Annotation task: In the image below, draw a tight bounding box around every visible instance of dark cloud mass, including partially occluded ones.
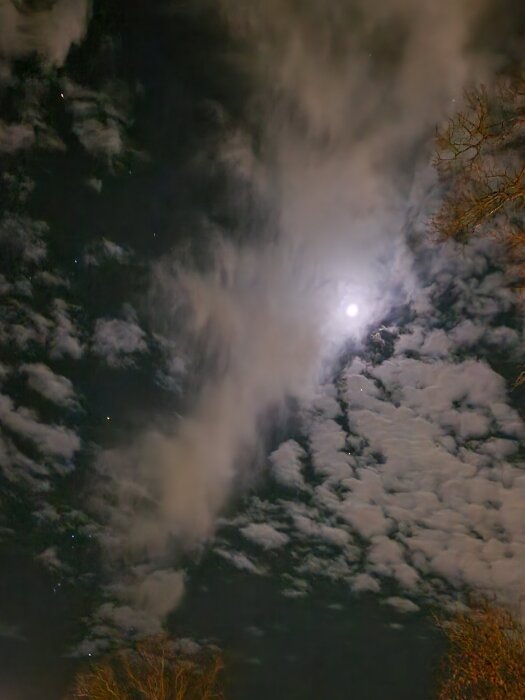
[0,0,524,693]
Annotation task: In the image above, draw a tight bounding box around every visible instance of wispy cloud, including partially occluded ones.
[89,0,501,631]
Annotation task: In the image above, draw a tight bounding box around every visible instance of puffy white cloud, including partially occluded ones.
[311,385,342,419]
[20,363,78,408]
[340,503,392,540]
[309,418,354,481]
[292,514,351,547]
[269,440,306,490]
[37,546,63,570]
[62,79,129,162]
[74,117,123,160]
[0,120,34,152]
[92,318,147,367]
[210,234,525,614]
[383,597,420,614]
[0,214,47,263]
[84,0,517,630]
[449,319,485,348]
[420,329,452,358]
[0,393,80,458]
[296,551,356,581]
[240,523,290,550]
[83,238,130,266]
[214,547,265,575]
[0,0,91,68]
[35,271,69,288]
[351,573,381,594]
[0,429,50,491]
[49,299,83,359]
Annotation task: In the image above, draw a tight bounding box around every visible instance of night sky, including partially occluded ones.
[1,2,525,699]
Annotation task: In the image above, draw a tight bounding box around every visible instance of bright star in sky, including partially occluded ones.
[346,303,359,318]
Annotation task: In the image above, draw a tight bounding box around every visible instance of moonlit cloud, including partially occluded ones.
[214,235,525,613]
[0,0,91,70]
[0,215,47,264]
[82,238,130,266]
[269,440,307,491]
[0,120,34,153]
[92,316,147,367]
[0,393,80,459]
[214,547,265,575]
[90,0,502,628]
[61,78,134,165]
[240,523,290,550]
[20,363,78,409]
[49,299,84,359]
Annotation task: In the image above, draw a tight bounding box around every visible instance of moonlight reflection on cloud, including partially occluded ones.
[345,303,359,318]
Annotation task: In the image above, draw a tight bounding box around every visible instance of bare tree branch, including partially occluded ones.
[67,635,224,700]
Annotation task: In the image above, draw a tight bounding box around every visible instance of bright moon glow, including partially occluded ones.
[346,303,359,318]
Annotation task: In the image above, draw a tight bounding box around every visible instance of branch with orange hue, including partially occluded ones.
[431,71,525,385]
[432,73,525,266]
[67,635,224,700]
[434,597,525,700]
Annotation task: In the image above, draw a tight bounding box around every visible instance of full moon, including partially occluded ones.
[346,303,359,318]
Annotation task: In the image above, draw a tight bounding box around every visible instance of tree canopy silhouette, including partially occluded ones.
[432,71,525,287]
[67,635,224,700]
[434,597,525,700]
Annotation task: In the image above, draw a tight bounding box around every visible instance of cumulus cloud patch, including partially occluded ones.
[240,523,290,550]
[0,120,34,152]
[0,0,91,69]
[92,317,147,367]
[0,214,47,263]
[84,0,510,632]
[210,230,525,613]
[0,393,80,458]
[0,429,51,490]
[62,78,131,164]
[49,299,83,359]
[20,363,78,408]
[269,440,307,490]
[214,547,265,575]
[83,238,130,266]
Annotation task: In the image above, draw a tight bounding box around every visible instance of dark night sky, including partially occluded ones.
[0,2,525,699]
